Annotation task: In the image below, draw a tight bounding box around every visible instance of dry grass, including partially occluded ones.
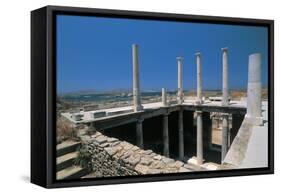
[230,91,246,100]
[57,117,78,143]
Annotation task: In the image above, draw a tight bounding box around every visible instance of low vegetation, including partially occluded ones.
[57,117,78,144]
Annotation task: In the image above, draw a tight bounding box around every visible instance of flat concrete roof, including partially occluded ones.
[61,99,246,124]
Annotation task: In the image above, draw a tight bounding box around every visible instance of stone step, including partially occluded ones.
[183,163,204,171]
[82,172,96,179]
[56,165,89,180]
[56,151,78,172]
[56,141,81,157]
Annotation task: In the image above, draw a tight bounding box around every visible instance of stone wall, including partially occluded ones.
[79,131,198,176]
[76,143,139,177]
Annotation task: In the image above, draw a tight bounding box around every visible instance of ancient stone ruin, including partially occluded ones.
[57,44,266,179]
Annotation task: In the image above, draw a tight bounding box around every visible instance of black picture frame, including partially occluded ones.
[31,5,274,188]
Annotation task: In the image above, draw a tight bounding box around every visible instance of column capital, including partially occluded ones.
[164,111,170,116]
[195,110,202,114]
[137,117,144,123]
[195,52,201,56]
[221,47,228,52]
[132,43,139,48]
[176,56,184,61]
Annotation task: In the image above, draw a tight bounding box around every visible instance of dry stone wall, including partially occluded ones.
[79,131,199,176]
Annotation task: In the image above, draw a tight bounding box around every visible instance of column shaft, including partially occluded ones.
[178,109,184,160]
[163,113,169,157]
[221,114,229,162]
[196,111,203,164]
[136,119,144,149]
[222,48,229,106]
[162,88,167,106]
[196,53,202,104]
[246,53,263,125]
[132,44,143,112]
[177,57,183,104]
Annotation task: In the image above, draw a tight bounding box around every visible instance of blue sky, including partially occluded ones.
[57,15,268,94]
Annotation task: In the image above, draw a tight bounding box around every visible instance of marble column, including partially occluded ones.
[246,53,263,125]
[196,53,203,104]
[222,48,229,106]
[178,108,184,160]
[162,88,167,106]
[136,118,144,149]
[177,57,184,104]
[196,111,203,164]
[132,44,143,112]
[163,113,170,157]
[221,113,229,163]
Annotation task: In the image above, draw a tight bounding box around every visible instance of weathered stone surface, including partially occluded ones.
[155,161,166,169]
[183,164,196,170]
[120,141,134,150]
[150,152,157,157]
[121,150,134,160]
[140,157,153,165]
[179,167,191,172]
[147,168,162,174]
[95,136,107,144]
[79,132,198,177]
[142,150,153,155]
[153,155,162,160]
[104,147,119,155]
[91,132,102,138]
[100,142,110,148]
[166,168,178,173]
[80,135,94,143]
[124,155,141,166]
[114,148,126,158]
[131,146,140,151]
[75,143,139,177]
[162,157,175,164]
[168,161,184,168]
[135,164,149,174]
[112,141,121,146]
[107,137,118,143]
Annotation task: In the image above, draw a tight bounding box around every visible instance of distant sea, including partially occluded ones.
[60,91,177,103]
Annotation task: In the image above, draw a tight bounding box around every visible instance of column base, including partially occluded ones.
[245,114,263,126]
[177,98,183,105]
[134,105,144,112]
[195,99,203,105]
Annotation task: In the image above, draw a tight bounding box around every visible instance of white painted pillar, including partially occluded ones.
[136,118,144,149]
[178,109,184,160]
[162,88,167,106]
[196,53,203,104]
[196,111,203,164]
[222,48,229,106]
[177,57,184,104]
[246,53,263,125]
[221,113,229,163]
[163,113,170,157]
[132,44,143,112]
